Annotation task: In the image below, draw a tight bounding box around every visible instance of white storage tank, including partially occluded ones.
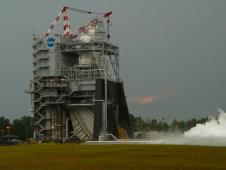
[79,53,94,65]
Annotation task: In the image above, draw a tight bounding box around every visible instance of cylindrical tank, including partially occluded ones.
[79,53,94,65]
[79,21,106,42]
[79,33,91,43]
[96,21,105,41]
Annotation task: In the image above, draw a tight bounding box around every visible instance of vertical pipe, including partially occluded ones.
[103,64,108,137]
[107,18,110,40]
[66,118,69,139]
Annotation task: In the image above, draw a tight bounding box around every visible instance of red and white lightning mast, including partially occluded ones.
[44,5,112,40]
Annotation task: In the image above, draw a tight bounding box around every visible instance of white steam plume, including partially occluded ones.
[137,109,226,146]
[184,109,226,138]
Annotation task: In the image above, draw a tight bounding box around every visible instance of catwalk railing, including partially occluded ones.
[61,67,105,81]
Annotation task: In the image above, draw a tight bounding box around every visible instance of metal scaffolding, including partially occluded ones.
[27,6,132,142]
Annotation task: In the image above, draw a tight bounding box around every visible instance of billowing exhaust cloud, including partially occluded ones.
[184,109,226,138]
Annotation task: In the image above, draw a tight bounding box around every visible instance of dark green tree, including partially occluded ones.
[12,116,34,140]
[129,114,146,131]
[0,116,11,136]
[150,119,158,131]
[158,121,169,132]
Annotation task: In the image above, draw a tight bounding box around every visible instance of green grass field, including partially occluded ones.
[0,144,226,170]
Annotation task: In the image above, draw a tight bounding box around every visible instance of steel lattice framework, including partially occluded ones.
[26,5,132,142]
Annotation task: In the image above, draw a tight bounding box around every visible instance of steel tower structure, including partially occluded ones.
[27,6,132,142]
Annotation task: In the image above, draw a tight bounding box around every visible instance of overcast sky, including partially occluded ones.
[0,0,226,121]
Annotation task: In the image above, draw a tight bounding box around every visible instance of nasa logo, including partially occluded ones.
[47,37,55,48]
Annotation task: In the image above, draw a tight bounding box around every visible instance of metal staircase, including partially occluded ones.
[70,108,94,141]
[32,76,69,137]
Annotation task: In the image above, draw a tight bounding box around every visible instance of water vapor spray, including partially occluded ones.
[141,109,226,146]
[184,109,226,138]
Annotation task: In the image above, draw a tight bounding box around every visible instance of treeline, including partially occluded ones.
[0,116,33,140]
[0,114,209,140]
[130,114,208,132]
